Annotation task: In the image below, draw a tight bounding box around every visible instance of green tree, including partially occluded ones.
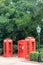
[0,0,43,48]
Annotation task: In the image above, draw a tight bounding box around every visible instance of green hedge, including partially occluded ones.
[30,51,43,62]
[13,45,18,54]
[30,52,38,61]
[0,48,2,55]
[40,48,43,52]
[40,52,43,62]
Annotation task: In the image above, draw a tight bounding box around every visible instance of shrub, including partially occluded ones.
[40,48,43,52]
[30,51,43,62]
[30,52,38,61]
[13,45,18,54]
[40,52,43,62]
[0,48,2,55]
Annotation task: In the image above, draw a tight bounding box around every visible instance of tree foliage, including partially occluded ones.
[0,0,43,47]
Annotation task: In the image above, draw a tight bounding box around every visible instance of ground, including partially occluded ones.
[0,56,43,65]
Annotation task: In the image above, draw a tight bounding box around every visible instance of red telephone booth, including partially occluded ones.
[3,38,13,57]
[18,40,29,59]
[25,37,36,57]
[18,37,36,60]
[25,37,36,52]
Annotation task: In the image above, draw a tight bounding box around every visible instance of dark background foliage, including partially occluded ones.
[0,0,43,53]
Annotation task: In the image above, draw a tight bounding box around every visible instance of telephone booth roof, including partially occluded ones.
[25,37,35,41]
[18,39,26,44]
[4,38,12,42]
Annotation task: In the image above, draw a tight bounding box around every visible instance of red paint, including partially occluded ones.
[18,37,36,60]
[25,37,36,59]
[18,40,29,59]
[25,37,36,52]
[3,38,13,57]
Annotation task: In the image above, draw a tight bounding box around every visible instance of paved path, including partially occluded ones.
[0,56,43,65]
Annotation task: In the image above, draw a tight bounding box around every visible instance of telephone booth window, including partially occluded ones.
[32,42,34,51]
[9,42,11,53]
[19,44,22,52]
[27,42,29,53]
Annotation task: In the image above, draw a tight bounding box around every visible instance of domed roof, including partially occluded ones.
[25,37,35,41]
[4,38,12,42]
